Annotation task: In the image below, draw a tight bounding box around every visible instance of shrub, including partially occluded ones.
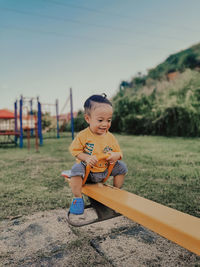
[183,53,200,69]
[122,114,153,134]
[73,110,88,132]
[153,106,200,136]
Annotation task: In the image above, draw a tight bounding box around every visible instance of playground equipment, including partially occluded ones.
[40,99,60,139]
[40,88,75,140]
[16,95,42,149]
[12,95,65,147]
[0,109,19,145]
[0,99,39,148]
[1,89,75,148]
[62,154,118,226]
[59,88,75,140]
[70,88,74,140]
[62,154,200,256]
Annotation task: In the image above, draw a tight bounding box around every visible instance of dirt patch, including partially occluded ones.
[0,209,200,266]
[0,210,76,266]
[91,225,200,266]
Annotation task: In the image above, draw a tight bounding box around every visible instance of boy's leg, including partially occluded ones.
[69,176,84,215]
[113,174,125,188]
[69,163,85,198]
[68,163,86,215]
[111,161,127,189]
[69,176,82,198]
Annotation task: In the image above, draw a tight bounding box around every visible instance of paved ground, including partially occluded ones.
[0,209,200,266]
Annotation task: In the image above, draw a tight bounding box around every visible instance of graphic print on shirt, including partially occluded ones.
[84,142,94,155]
[103,145,113,154]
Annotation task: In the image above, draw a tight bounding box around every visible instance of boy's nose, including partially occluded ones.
[102,121,108,127]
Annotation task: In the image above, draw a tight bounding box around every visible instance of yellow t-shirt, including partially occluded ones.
[69,127,122,172]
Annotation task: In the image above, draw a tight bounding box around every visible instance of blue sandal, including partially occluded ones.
[69,198,84,215]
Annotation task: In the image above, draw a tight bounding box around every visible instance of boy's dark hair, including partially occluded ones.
[84,93,112,114]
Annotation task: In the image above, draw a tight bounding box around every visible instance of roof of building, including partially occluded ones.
[0,109,15,119]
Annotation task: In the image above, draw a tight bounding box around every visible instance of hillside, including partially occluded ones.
[111,43,200,136]
[148,42,200,80]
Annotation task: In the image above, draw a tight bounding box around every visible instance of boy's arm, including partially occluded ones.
[106,134,123,163]
[106,151,121,164]
[69,131,98,167]
[76,153,98,167]
[77,151,121,166]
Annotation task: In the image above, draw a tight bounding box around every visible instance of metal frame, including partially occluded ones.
[66,197,120,227]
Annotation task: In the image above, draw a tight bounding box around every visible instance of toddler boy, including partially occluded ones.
[68,94,127,214]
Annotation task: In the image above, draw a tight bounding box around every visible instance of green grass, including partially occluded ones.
[0,133,200,220]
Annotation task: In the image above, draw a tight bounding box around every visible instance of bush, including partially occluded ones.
[153,106,200,136]
[64,110,88,132]
[183,53,200,69]
[110,114,123,133]
[73,111,88,132]
[122,114,153,134]
[111,94,155,133]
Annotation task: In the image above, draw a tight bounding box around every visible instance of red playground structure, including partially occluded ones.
[0,96,40,150]
[0,109,19,145]
[0,89,75,147]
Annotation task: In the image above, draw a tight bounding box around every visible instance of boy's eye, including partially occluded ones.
[98,120,103,122]
[108,119,112,123]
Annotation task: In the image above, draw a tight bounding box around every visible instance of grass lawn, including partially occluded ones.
[0,133,200,220]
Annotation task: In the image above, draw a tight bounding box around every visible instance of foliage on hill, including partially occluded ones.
[111,69,200,136]
[117,43,200,95]
[110,43,200,137]
[72,43,200,136]
[148,43,200,80]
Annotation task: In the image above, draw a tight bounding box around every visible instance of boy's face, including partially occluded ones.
[85,103,113,135]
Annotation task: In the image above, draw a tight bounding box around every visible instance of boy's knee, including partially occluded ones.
[70,163,85,178]
[119,161,128,173]
[111,161,128,177]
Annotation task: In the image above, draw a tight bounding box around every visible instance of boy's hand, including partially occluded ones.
[107,152,121,164]
[85,155,98,167]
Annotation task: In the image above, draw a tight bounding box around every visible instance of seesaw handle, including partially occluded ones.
[82,153,115,185]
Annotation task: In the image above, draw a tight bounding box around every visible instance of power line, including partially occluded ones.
[0,6,189,42]
[41,0,114,15]
[0,23,176,52]
[39,0,200,34]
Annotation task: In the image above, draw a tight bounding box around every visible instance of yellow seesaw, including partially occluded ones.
[62,154,200,256]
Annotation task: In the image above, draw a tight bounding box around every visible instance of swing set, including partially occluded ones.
[38,88,75,140]
[40,99,60,139]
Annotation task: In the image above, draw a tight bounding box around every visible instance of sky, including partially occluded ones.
[0,0,200,114]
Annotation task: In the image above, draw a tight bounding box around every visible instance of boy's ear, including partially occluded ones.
[84,114,90,124]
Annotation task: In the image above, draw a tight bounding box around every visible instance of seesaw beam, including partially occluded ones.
[82,183,200,256]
